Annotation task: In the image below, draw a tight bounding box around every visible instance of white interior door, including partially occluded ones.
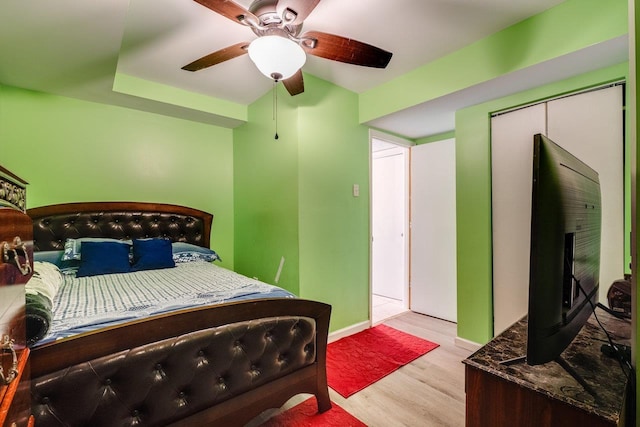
[410,139,457,322]
[372,145,407,301]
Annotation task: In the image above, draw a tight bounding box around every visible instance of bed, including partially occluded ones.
[25,201,331,426]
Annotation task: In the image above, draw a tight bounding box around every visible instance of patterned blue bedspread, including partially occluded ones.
[39,262,294,345]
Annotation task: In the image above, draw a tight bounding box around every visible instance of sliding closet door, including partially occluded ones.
[547,86,624,302]
[491,104,546,335]
[491,85,624,336]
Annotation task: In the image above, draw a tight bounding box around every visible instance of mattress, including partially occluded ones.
[38,261,294,344]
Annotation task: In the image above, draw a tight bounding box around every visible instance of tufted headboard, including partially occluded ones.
[27,202,213,252]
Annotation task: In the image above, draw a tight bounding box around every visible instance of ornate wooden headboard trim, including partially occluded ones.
[27,202,213,252]
[0,165,28,212]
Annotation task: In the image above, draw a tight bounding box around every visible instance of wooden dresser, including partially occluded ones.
[463,311,631,427]
[0,167,33,427]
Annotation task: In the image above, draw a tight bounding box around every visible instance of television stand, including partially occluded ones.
[464,311,631,426]
[554,355,600,403]
[498,355,600,403]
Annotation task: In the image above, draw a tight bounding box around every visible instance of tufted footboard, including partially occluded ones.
[29,298,331,427]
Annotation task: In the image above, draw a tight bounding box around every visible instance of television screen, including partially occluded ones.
[526,134,601,366]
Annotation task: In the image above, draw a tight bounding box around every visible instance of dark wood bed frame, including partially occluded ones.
[26,202,331,426]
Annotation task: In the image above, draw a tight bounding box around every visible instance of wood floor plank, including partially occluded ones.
[248,311,473,426]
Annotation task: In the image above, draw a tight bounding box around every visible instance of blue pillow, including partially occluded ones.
[76,241,132,278]
[131,238,175,272]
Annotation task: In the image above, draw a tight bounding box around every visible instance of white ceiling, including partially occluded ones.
[0,0,628,138]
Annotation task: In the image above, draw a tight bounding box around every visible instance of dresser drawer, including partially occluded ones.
[0,349,30,427]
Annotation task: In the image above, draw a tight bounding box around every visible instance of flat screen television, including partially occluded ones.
[525,133,601,366]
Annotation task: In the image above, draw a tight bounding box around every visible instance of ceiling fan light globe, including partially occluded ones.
[248,35,306,81]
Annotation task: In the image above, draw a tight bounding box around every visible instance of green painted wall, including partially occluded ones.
[0,0,632,346]
[361,0,631,346]
[415,131,455,146]
[360,0,628,124]
[631,0,639,419]
[0,84,235,269]
[233,84,301,295]
[297,75,370,330]
[113,73,247,123]
[456,62,629,344]
[234,74,370,331]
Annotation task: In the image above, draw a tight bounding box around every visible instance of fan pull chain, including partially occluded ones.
[273,80,279,140]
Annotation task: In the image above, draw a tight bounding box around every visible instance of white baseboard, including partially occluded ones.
[328,320,370,343]
[454,336,482,352]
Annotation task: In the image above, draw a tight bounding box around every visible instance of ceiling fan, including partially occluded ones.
[182,0,393,96]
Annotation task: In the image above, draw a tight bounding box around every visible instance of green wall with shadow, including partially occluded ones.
[234,74,370,331]
[0,84,236,269]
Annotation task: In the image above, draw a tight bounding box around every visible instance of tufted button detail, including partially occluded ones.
[42,397,50,404]
[29,316,318,425]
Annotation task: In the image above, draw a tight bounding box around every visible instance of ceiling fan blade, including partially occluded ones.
[193,0,259,26]
[276,0,321,26]
[182,42,249,71]
[282,69,304,96]
[301,31,392,69]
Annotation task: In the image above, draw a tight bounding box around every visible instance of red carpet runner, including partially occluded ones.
[326,324,439,397]
[260,397,366,427]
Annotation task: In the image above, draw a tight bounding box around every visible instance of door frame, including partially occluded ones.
[369,129,413,324]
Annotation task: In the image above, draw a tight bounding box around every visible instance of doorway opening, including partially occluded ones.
[371,135,410,324]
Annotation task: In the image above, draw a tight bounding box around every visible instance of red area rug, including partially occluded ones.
[260,396,366,427]
[327,324,439,398]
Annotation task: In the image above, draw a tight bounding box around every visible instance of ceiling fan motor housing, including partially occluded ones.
[248,0,302,37]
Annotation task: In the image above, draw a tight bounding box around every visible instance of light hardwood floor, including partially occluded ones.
[248,311,474,426]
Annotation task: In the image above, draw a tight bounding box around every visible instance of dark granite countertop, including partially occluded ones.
[463,310,631,423]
